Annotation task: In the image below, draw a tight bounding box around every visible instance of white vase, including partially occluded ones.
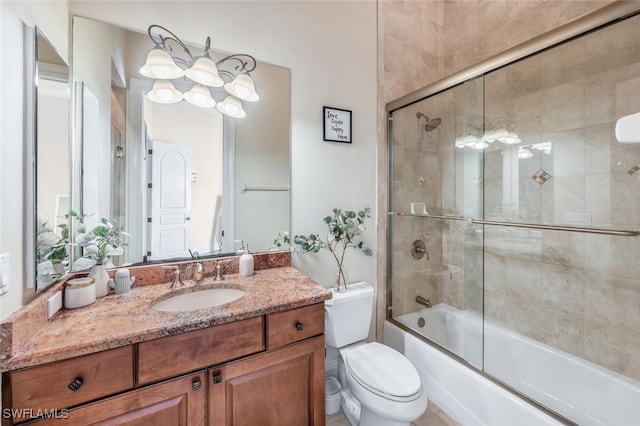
[89,264,110,298]
[52,262,65,275]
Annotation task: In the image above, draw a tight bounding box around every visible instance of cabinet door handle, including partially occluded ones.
[295,322,304,331]
[192,378,202,391]
[68,377,84,391]
[213,372,223,384]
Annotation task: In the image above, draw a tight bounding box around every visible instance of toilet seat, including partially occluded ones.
[344,342,422,402]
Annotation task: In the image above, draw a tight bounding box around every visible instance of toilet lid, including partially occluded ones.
[344,342,421,400]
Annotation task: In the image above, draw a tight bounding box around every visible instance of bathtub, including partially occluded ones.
[386,304,640,426]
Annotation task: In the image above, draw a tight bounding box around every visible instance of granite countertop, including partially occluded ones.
[0,266,331,372]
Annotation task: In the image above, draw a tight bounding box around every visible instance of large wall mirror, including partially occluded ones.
[70,16,290,269]
[26,25,71,299]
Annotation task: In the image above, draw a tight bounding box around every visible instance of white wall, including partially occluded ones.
[0,0,377,319]
[0,1,69,319]
[69,1,379,289]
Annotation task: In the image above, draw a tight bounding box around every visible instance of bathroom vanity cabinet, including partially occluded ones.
[209,336,324,425]
[1,303,325,425]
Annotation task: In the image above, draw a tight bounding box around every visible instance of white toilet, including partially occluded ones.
[325,282,428,426]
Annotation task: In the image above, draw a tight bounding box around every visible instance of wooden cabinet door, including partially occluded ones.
[35,371,206,426]
[209,336,325,426]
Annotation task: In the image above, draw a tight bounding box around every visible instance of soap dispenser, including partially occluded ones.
[239,243,254,277]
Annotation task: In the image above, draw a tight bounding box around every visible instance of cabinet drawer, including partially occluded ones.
[138,316,264,385]
[266,303,325,350]
[36,371,207,426]
[8,346,133,420]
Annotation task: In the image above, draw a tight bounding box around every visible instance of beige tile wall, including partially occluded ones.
[377,0,445,338]
[378,0,639,381]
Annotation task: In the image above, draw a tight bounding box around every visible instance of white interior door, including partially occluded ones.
[148,140,192,260]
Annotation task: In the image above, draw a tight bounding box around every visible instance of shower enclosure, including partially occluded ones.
[387,5,640,425]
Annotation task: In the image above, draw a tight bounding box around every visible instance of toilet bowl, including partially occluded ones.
[325,282,428,425]
[341,342,428,425]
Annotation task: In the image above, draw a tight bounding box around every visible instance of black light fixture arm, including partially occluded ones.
[147,24,197,64]
[147,24,257,81]
[216,54,257,80]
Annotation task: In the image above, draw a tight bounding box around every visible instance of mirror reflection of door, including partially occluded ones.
[148,140,192,260]
[142,95,224,260]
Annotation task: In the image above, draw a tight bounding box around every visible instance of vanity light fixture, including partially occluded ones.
[224,74,259,102]
[454,134,489,150]
[217,95,246,118]
[139,48,184,79]
[483,118,521,145]
[470,140,490,150]
[518,147,533,159]
[147,79,183,104]
[184,57,224,87]
[530,141,552,155]
[455,134,479,148]
[184,84,216,108]
[485,127,521,144]
[140,24,259,117]
[454,117,521,150]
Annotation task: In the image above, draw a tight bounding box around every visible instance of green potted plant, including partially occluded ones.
[72,217,127,298]
[279,207,373,291]
[36,222,70,278]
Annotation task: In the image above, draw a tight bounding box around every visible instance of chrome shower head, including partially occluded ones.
[416,112,441,132]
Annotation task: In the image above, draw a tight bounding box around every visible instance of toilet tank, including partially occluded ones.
[324,282,374,348]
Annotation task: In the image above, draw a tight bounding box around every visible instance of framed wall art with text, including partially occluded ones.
[323,106,352,143]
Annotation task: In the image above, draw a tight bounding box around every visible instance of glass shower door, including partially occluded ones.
[481,13,640,424]
[388,77,484,369]
[387,8,640,425]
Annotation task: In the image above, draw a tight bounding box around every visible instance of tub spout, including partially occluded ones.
[416,295,432,308]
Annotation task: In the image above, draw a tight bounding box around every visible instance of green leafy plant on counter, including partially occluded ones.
[72,216,128,271]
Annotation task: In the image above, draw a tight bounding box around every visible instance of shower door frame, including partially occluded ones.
[385,1,640,423]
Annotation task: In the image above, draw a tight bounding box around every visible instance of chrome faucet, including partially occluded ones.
[416,295,432,308]
[193,262,204,283]
[162,265,185,288]
[214,263,225,281]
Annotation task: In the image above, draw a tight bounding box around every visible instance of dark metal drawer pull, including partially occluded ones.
[68,377,83,391]
[295,322,304,331]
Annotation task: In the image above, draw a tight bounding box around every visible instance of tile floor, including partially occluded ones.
[326,400,460,426]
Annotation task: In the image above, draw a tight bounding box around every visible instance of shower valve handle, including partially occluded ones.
[411,240,429,260]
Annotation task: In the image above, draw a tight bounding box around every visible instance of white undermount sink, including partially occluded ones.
[152,288,245,312]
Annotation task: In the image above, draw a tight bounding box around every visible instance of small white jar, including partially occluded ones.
[65,277,96,309]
